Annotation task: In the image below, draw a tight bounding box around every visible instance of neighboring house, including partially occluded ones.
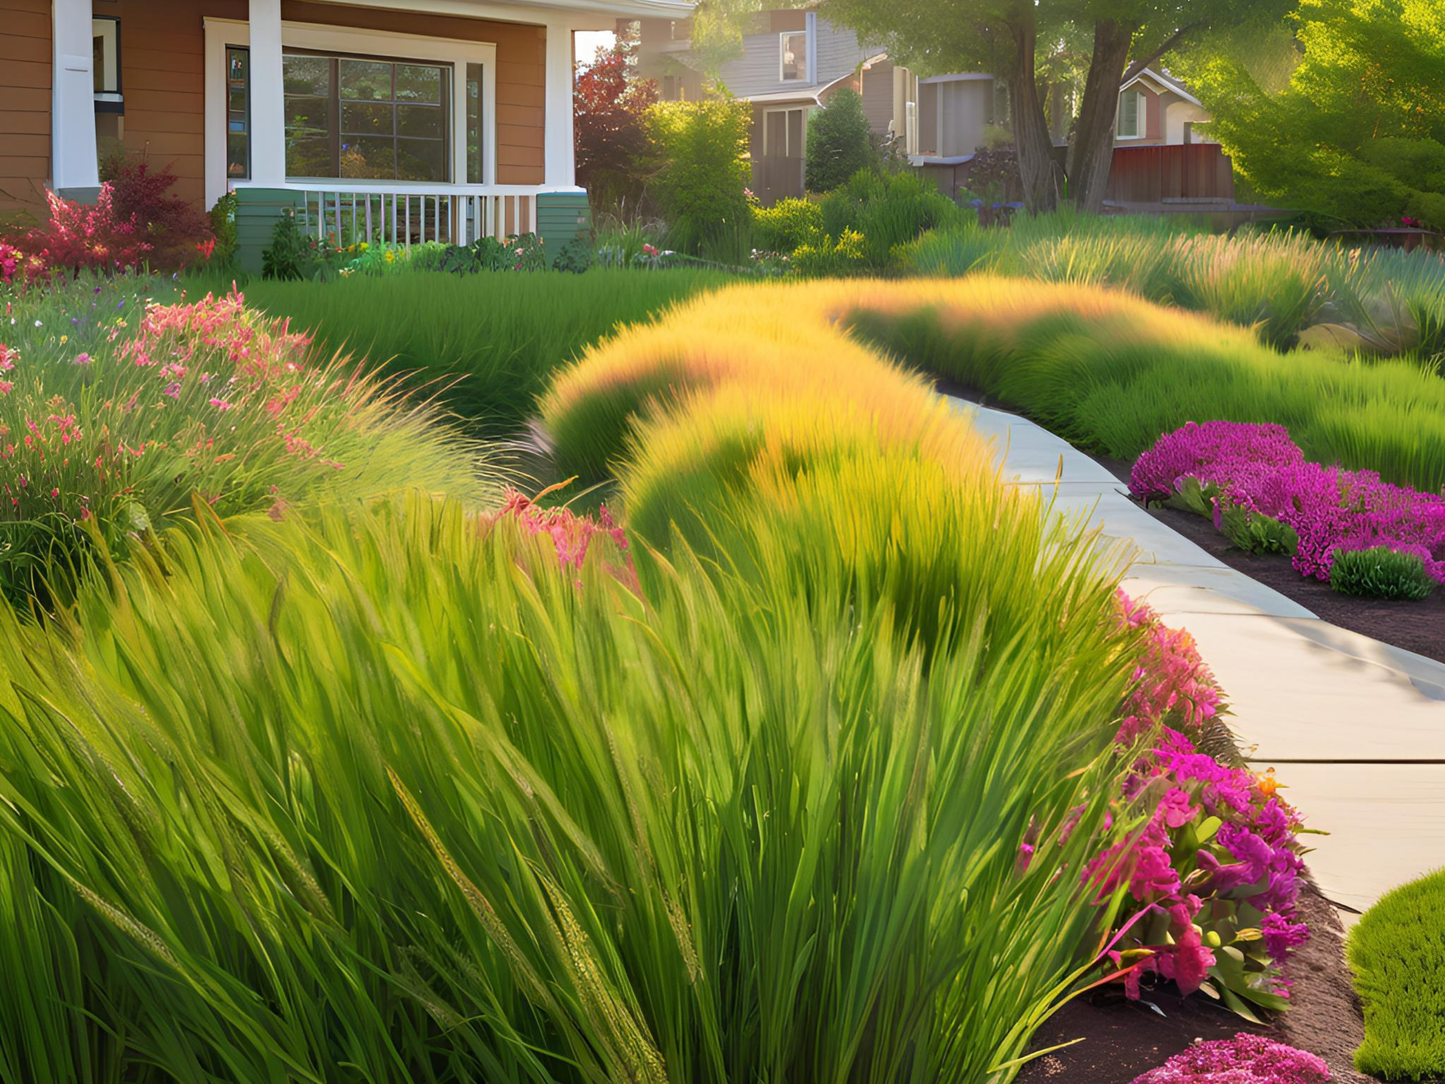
[1115,68,1213,146]
[0,0,690,270]
[630,9,995,204]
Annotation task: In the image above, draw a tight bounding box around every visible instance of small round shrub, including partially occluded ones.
[1329,545,1437,600]
[752,197,823,253]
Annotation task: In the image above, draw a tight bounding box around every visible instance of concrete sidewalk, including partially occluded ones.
[954,399,1445,918]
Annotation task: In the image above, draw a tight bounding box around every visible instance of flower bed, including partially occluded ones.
[1130,420,1445,598]
[1129,1033,1330,1084]
[1085,595,1310,1021]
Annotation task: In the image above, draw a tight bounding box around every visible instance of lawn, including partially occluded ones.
[233,268,733,434]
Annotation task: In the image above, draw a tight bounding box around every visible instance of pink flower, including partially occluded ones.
[208,397,233,411]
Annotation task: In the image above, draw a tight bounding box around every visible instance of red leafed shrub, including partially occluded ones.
[22,186,151,279]
[574,41,658,211]
[102,152,214,269]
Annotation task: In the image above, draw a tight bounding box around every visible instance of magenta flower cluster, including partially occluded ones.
[1129,1033,1330,1084]
[492,488,638,590]
[1130,420,1445,584]
[1087,594,1308,1009]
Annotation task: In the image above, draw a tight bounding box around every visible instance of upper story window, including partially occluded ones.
[780,30,807,81]
[283,51,452,182]
[1117,89,1146,138]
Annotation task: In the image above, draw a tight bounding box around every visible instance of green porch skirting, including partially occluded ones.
[234,188,306,276]
[535,192,592,265]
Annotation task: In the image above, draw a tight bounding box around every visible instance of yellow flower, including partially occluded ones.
[59,335,68,344]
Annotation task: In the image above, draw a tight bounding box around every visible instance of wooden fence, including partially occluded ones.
[1105,143,1235,204]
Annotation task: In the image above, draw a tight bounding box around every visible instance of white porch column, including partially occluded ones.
[543,20,577,188]
[51,0,100,197]
[249,0,288,186]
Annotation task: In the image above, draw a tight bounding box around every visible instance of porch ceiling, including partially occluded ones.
[304,0,693,26]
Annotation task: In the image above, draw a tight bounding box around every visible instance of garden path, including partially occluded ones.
[953,399,1445,921]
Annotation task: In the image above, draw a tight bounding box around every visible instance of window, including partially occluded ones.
[1117,89,1145,138]
[780,30,806,81]
[283,51,452,181]
[92,17,121,111]
[763,106,807,158]
[227,47,250,179]
[465,62,484,184]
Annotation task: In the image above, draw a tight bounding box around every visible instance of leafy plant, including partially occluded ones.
[1330,546,1437,601]
[100,150,214,269]
[208,191,239,267]
[574,38,659,213]
[552,237,594,274]
[1348,868,1445,1080]
[805,87,875,193]
[20,186,151,279]
[261,209,331,280]
[791,226,869,276]
[818,169,964,269]
[751,196,824,253]
[643,99,753,255]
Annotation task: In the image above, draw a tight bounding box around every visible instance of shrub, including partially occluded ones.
[0,279,486,605]
[100,151,213,269]
[261,209,330,280]
[643,99,753,254]
[1330,546,1437,601]
[818,169,963,268]
[21,186,151,279]
[1348,868,1445,1081]
[574,40,659,213]
[1129,1033,1330,1084]
[805,87,875,193]
[791,226,868,276]
[751,196,823,253]
[208,191,238,267]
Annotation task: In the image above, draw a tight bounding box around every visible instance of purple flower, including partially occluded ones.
[1129,1033,1329,1084]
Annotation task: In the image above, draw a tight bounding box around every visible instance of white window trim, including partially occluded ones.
[761,104,810,157]
[1117,89,1147,140]
[204,18,497,207]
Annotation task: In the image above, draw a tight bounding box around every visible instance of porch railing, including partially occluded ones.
[288,183,545,248]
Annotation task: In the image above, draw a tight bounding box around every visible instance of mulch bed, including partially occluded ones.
[1016,888,1376,1084]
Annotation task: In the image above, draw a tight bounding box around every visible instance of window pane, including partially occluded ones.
[342,101,394,136]
[285,97,330,138]
[397,139,445,182]
[226,46,250,180]
[396,104,443,139]
[341,137,397,178]
[781,32,805,80]
[287,136,333,177]
[466,62,484,183]
[395,64,442,103]
[339,59,392,101]
[284,54,331,96]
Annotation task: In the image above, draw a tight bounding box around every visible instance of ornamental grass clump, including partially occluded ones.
[0,481,1137,1083]
[1348,868,1445,1080]
[0,279,487,605]
[1130,421,1445,594]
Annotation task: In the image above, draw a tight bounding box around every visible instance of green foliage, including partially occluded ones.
[805,88,876,193]
[791,227,869,276]
[239,269,730,433]
[261,209,326,280]
[1349,868,1445,1079]
[552,237,594,274]
[1329,547,1437,601]
[643,99,753,254]
[1186,0,1445,229]
[819,170,964,269]
[0,274,487,606]
[1167,479,1300,555]
[751,197,824,253]
[208,191,238,267]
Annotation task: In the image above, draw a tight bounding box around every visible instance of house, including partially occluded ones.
[0,0,691,270]
[630,9,995,204]
[1114,67,1213,146]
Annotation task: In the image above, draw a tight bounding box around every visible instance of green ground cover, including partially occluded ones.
[1349,869,1445,1080]
[235,268,732,433]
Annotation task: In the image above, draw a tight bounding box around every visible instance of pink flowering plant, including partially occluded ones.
[1131,421,1444,594]
[1129,1033,1330,1084]
[1083,593,1310,1022]
[485,483,638,591]
[16,186,153,280]
[0,276,480,605]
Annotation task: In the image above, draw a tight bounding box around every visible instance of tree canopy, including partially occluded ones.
[1181,0,1445,228]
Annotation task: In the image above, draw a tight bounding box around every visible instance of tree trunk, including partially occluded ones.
[1067,19,1138,214]
[1006,15,1058,213]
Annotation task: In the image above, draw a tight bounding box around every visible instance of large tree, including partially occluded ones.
[818,0,1293,212]
[1178,0,1445,228]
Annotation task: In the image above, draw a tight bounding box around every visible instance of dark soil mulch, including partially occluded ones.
[1016,888,1377,1084]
